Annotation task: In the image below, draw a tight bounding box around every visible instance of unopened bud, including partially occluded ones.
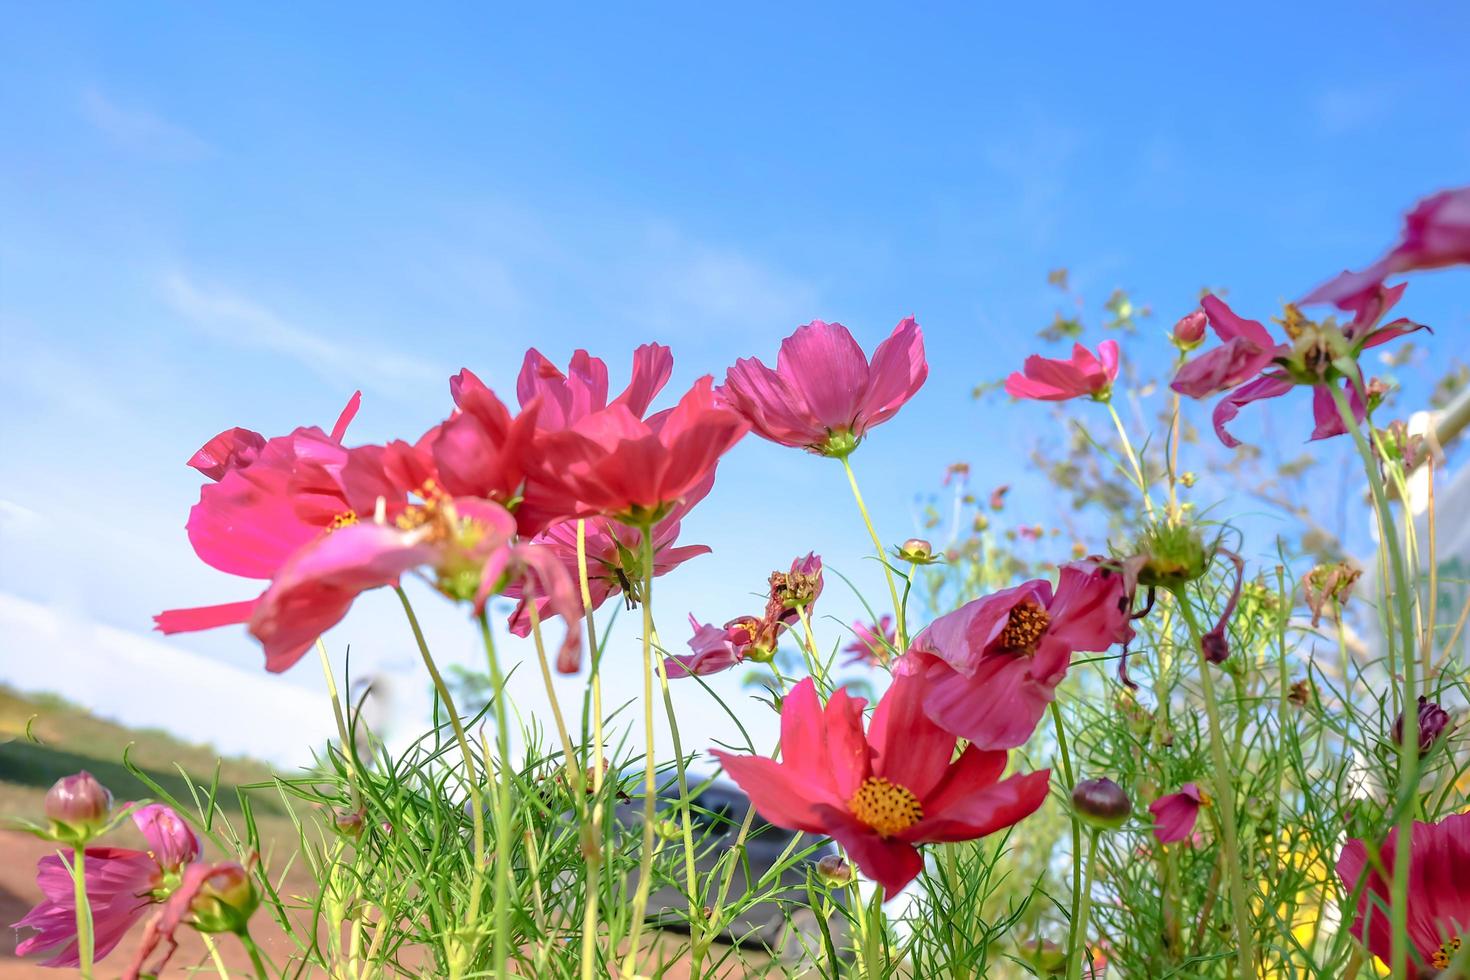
[45,772,112,838]
[1135,525,1212,591]
[1171,310,1207,350]
[815,854,852,886]
[895,538,937,565]
[1394,696,1452,758]
[189,862,260,934]
[332,807,365,838]
[1071,778,1131,830]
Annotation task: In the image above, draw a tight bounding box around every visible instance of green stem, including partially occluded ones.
[395,586,479,979]
[575,520,606,980]
[71,846,94,980]
[622,526,662,976]
[1050,703,1084,974]
[475,611,516,980]
[1329,384,1419,980]
[841,455,907,649]
[1067,829,1101,980]
[201,933,232,979]
[1105,400,1155,519]
[238,929,269,979]
[1176,596,1256,980]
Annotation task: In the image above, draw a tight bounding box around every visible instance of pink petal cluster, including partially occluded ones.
[1004,340,1120,402]
[13,804,200,968]
[1337,811,1470,977]
[844,615,896,667]
[896,558,1133,750]
[719,318,927,456]
[713,676,1049,896]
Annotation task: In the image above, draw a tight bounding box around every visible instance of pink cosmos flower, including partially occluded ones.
[155,393,398,639]
[1004,340,1120,402]
[123,860,257,980]
[517,343,673,431]
[431,369,547,529]
[1148,783,1204,844]
[1337,811,1470,977]
[719,317,927,456]
[13,804,200,968]
[665,615,759,678]
[535,376,747,523]
[713,676,1050,897]
[896,559,1133,750]
[505,472,714,635]
[844,615,897,667]
[1305,186,1470,305]
[1170,293,1423,448]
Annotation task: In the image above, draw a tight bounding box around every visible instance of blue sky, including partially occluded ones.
[2,3,1468,765]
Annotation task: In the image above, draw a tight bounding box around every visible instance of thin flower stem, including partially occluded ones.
[1066,829,1101,980]
[314,638,356,785]
[201,933,232,979]
[621,525,663,977]
[70,846,94,980]
[475,610,516,980]
[575,521,605,980]
[1175,595,1256,980]
[1330,384,1419,980]
[1105,400,1155,519]
[238,929,269,979]
[841,455,907,648]
[1050,702,1084,975]
[393,585,480,980]
[639,528,704,975]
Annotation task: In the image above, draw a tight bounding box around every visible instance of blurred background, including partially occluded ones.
[2,3,1468,773]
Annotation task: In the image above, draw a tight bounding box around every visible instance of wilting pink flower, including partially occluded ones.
[844,615,897,667]
[123,860,258,980]
[1337,811,1470,977]
[1005,340,1120,402]
[1305,186,1470,306]
[536,376,746,522]
[505,472,714,633]
[13,805,200,968]
[897,558,1133,750]
[665,616,759,678]
[1149,783,1204,844]
[1171,294,1423,448]
[719,317,927,456]
[713,676,1050,897]
[769,552,824,613]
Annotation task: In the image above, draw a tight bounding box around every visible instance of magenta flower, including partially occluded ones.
[505,472,714,634]
[1170,293,1423,448]
[1148,784,1204,844]
[719,317,927,456]
[517,343,673,431]
[535,376,746,523]
[844,615,897,667]
[13,804,200,968]
[665,615,759,678]
[1004,340,1120,402]
[713,676,1050,897]
[431,368,548,530]
[1305,185,1470,305]
[1337,811,1470,977]
[897,559,1134,750]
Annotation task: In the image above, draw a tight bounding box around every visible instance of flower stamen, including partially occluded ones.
[998,599,1051,653]
[848,777,923,837]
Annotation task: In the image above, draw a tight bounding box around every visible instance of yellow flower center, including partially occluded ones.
[1433,935,1462,969]
[998,599,1051,652]
[847,777,923,837]
[329,510,358,531]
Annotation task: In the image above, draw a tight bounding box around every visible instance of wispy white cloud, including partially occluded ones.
[162,272,446,396]
[79,88,213,160]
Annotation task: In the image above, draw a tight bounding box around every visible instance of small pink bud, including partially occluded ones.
[815,854,852,886]
[1394,696,1452,757]
[189,862,260,934]
[1172,310,1207,348]
[45,771,112,833]
[896,538,937,564]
